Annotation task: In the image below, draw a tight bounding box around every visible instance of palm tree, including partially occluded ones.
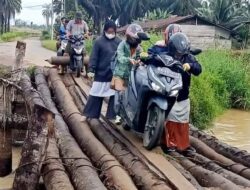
[118,0,153,26]
[166,0,202,16]
[78,0,121,33]
[0,0,21,34]
[42,4,52,30]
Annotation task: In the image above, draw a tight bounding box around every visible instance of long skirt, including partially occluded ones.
[83,81,116,119]
[162,99,190,151]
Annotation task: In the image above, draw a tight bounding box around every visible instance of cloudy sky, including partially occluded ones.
[16,0,52,25]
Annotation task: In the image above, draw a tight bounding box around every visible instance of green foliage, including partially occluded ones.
[191,50,250,128]
[42,38,94,53]
[0,31,30,42]
[0,64,11,78]
[140,34,250,129]
[41,40,57,51]
[40,30,51,40]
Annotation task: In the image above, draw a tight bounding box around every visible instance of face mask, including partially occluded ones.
[105,33,115,39]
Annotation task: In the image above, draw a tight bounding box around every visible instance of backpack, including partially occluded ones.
[110,52,118,73]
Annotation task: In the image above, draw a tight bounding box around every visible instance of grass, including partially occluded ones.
[0,31,31,42]
[41,38,93,54]
[41,40,57,51]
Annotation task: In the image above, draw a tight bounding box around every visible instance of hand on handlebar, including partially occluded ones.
[183,63,191,72]
[129,59,141,65]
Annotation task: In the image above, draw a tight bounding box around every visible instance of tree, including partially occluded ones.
[197,0,250,48]
[166,0,201,16]
[118,0,154,26]
[0,0,22,34]
[78,0,121,33]
[42,4,53,30]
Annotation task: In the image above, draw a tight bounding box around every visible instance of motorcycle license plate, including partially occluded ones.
[158,67,179,78]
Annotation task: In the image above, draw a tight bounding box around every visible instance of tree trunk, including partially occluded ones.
[45,69,137,190]
[13,74,55,190]
[169,152,240,189]
[42,137,74,190]
[189,152,250,187]
[167,158,203,190]
[34,68,106,190]
[0,127,12,177]
[190,136,250,180]
[190,126,250,168]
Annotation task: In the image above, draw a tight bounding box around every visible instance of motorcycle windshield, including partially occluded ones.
[148,65,182,94]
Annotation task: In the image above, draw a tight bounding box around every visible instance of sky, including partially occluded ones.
[15,0,52,25]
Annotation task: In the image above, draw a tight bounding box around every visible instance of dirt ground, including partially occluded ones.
[0,37,54,68]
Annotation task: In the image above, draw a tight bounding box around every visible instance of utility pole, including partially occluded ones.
[51,0,54,40]
[75,0,78,11]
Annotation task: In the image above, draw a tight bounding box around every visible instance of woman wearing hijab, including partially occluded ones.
[83,20,121,123]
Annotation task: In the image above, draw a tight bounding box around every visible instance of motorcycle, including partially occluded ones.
[114,46,184,150]
[69,34,85,77]
[57,35,68,56]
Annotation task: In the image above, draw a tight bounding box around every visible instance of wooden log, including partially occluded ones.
[34,68,106,190]
[190,126,250,168]
[0,114,28,130]
[88,118,172,190]
[0,127,12,177]
[13,74,55,190]
[42,138,74,190]
[189,152,250,187]
[47,69,138,190]
[169,152,240,189]
[46,55,89,66]
[190,136,250,180]
[167,158,203,190]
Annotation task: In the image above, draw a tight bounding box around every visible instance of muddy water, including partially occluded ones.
[209,109,250,152]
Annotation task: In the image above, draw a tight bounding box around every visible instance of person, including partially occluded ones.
[53,17,61,38]
[161,33,202,154]
[83,20,121,123]
[148,24,182,55]
[111,24,144,91]
[56,17,68,50]
[64,11,89,70]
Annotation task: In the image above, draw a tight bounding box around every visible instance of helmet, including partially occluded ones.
[125,24,144,47]
[168,33,190,58]
[164,24,182,43]
[75,11,83,19]
[125,24,144,39]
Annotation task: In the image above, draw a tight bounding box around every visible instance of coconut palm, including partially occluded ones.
[78,0,121,32]
[166,0,202,16]
[42,4,53,30]
[0,0,21,34]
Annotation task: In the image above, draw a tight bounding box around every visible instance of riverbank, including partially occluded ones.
[210,109,250,152]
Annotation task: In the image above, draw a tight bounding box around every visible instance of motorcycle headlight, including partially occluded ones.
[62,43,67,49]
[74,48,83,54]
[151,82,162,93]
[169,90,179,97]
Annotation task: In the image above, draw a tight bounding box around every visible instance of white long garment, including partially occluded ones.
[89,81,115,97]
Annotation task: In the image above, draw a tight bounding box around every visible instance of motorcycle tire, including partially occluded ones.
[76,60,82,77]
[143,104,165,150]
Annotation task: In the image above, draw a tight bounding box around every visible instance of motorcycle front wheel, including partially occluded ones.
[143,104,165,150]
[76,60,82,77]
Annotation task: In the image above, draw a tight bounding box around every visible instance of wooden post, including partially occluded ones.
[0,84,13,177]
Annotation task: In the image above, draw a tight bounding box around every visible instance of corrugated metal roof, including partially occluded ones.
[117,15,232,33]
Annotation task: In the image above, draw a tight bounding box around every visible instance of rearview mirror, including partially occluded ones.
[137,32,150,41]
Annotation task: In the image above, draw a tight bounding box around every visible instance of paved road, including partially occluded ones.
[0,37,55,67]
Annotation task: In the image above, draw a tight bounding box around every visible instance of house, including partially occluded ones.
[117,15,233,50]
